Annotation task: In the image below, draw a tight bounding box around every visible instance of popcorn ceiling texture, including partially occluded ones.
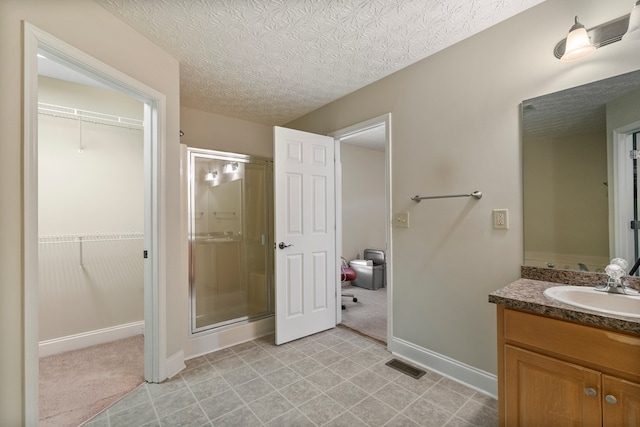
[94,0,543,125]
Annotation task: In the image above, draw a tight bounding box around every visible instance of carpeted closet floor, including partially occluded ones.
[39,334,145,427]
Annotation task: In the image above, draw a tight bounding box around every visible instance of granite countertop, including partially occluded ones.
[489,278,640,336]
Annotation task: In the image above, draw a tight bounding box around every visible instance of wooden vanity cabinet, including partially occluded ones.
[497,305,640,426]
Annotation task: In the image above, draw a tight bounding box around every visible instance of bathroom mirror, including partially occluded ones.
[523,69,640,272]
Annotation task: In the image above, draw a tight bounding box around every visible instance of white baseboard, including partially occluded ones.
[165,350,186,379]
[391,336,497,398]
[185,316,275,360]
[39,321,144,357]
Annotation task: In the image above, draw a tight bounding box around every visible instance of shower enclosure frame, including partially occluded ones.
[187,148,274,334]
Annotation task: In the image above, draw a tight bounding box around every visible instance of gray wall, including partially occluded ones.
[180,105,273,158]
[524,131,608,269]
[287,0,640,376]
[341,143,386,261]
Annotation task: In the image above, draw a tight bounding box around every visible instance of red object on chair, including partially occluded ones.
[341,266,356,282]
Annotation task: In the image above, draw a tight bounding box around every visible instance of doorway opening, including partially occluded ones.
[331,114,392,346]
[23,23,166,423]
[37,69,146,424]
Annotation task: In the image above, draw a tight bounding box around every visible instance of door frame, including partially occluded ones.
[23,22,166,422]
[611,122,640,264]
[329,113,392,349]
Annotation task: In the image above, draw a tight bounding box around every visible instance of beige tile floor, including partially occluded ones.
[84,327,497,427]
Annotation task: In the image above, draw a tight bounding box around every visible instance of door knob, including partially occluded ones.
[605,394,618,405]
[278,242,293,249]
[584,387,598,397]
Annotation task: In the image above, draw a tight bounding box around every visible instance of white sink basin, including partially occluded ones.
[543,286,640,318]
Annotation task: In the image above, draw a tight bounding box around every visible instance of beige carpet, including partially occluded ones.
[340,284,387,342]
[39,335,145,427]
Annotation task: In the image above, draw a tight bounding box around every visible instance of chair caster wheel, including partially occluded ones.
[353,297,358,302]
[342,305,346,310]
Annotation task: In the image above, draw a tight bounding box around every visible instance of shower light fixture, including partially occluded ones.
[224,162,239,174]
[554,3,640,62]
[204,170,218,182]
[625,0,640,40]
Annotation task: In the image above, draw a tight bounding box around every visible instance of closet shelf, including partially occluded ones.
[38,102,143,130]
[38,233,144,244]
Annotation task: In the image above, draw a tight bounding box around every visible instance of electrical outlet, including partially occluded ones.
[395,212,409,228]
[493,209,509,229]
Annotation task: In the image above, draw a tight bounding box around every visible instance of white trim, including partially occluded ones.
[612,130,632,261]
[184,317,275,359]
[392,336,498,398]
[612,124,640,263]
[335,140,343,324]
[329,113,393,350]
[329,115,390,140]
[38,322,145,357]
[23,23,40,427]
[165,350,186,379]
[23,22,168,419]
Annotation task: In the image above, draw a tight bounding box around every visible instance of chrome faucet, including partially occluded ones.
[595,278,640,295]
[596,258,640,295]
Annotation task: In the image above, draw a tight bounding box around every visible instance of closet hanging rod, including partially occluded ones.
[38,233,144,244]
[37,102,144,130]
[411,190,482,202]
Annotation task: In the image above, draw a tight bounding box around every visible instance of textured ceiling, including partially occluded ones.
[523,69,640,140]
[94,0,544,125]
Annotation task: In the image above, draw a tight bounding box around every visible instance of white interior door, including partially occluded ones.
[274,126,336,345]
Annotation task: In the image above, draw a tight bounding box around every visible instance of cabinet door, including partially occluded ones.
[603,375,640,426]
[505,345,602,426]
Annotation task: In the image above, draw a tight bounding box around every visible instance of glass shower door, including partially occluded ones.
[188,148,273,332]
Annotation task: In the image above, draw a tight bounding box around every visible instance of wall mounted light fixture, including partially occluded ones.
[559,16,596,62]
[625,1,640,40]
[204,170,218,182]
[223,162,238,174]
[555,3,640,62]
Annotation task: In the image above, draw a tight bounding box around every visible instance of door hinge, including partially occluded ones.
[143,250,148,259]
[630,150,640,160]
[630,221,640,230]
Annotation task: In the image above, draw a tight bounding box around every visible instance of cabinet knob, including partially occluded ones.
[584,387,598,397]
[605,394,618,405]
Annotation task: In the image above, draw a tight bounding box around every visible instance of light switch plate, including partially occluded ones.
[395,212,409,228]
[493,209,508,229]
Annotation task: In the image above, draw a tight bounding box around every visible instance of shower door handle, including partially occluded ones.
[278,242,293,250]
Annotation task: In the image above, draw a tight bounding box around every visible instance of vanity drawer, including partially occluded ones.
[502,308,640,381]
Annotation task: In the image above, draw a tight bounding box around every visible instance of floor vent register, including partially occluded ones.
[385,358,426,379]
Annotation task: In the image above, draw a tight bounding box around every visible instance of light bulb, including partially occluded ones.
[561,16,596,62]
